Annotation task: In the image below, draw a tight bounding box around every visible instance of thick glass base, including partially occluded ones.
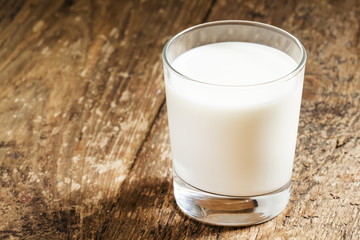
[173,171,291,226]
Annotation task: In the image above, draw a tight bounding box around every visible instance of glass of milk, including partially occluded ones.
[162,20,306,226]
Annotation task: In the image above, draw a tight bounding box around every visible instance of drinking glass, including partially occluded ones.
[162,20,306,226]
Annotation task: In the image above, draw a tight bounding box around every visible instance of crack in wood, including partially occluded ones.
[335,135,353,149]
[128,98,166,172]
[202,0,217,22]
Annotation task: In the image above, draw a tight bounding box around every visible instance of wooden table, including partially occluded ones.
[0,0,359,239]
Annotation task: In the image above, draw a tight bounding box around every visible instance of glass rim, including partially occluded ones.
[162,20,307,88]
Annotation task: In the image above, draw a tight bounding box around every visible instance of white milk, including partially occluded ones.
[165,42,303,196]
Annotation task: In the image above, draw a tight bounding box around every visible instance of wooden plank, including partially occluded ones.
[0,0,213,239]
[1,0,359,239]
[102,0,360,239]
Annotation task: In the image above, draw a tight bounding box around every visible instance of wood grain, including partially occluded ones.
[0,0,359,239]
[0,0,213,239]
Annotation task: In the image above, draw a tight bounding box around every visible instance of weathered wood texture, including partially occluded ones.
[0,0,359,239]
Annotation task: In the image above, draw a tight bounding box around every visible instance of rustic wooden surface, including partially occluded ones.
[0,0,359,239]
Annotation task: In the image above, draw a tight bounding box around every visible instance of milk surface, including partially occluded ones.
[165,42,303,196]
